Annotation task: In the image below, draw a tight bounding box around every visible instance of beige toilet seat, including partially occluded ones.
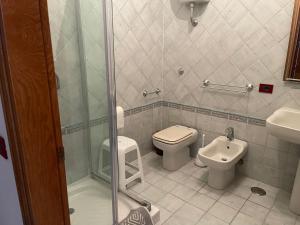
[153,125,195,145]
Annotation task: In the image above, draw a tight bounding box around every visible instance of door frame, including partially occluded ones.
[0,0,70,224]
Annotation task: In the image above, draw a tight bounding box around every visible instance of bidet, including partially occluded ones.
[198,136,247,189]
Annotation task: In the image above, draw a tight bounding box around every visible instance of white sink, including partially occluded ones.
[267,107,300,215]
[267,107,300,144]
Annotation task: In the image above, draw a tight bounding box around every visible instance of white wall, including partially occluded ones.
[0,99,23,225]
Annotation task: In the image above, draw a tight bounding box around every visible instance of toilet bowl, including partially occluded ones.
[153,125,198,171]
[198,136,247,189]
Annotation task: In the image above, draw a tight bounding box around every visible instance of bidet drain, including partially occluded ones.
[251,187,266,196]
[69,208,75,215]
[221,158,228,162]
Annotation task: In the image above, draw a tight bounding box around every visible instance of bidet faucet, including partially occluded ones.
[225,127,234,141]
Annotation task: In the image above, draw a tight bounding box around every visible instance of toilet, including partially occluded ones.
[198,136,248,189]
[152,125,198,171]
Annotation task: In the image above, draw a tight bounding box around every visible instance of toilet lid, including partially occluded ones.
[153,125,194,144]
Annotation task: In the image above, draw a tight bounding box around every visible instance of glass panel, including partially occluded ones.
[47,0,114,224]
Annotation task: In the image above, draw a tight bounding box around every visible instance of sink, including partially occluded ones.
[267,107,300,215]
[266,107,300,144]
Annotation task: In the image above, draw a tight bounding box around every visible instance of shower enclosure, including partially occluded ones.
[47,0,118,224]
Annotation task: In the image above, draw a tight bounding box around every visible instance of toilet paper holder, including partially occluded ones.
[142,88,161,97]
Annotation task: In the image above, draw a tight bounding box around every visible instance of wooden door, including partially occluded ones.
[0,0,70,225]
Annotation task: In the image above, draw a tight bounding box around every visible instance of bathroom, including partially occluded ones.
[48,0,300,224]
[2,0,300,225]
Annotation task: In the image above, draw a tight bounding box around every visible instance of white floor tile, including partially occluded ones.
[139,153,295,225]
[140,186,165,203]
[272,190,293,214]
[163,215,186,225]
[196,213,229,225]
[167,171,188,184]
[199,185,224,200]
[128,181,150,194]
[157,194,185,213]
[145,171,164,185]
[264,210,297,225]
[234,176,259,187]
[171,184,197,201]
[154,177,177,192]
[231,213,262,225]
[190,193,216,211]
[172,204,205,225]
[184,176,206,191]
[219,192,247,210]
[157,207,172,224]
[248,193,275,209]
[226,183,252,199]
[179,161,199,175]
[240,201,269,222]
[208,202,238,223]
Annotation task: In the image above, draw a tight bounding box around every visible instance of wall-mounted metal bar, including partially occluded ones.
[143,88,161,97]
[202,80,254,94]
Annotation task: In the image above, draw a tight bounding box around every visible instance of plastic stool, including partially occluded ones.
[99,136,144,191]
[117,136,144,191]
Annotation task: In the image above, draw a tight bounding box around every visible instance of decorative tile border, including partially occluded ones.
[62,101,267,135]
[164,101,266,127]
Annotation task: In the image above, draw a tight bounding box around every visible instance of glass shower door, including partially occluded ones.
[47,0,117,224]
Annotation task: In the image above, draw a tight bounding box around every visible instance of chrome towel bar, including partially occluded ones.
[203,80,254,94]
[143,88,161,97]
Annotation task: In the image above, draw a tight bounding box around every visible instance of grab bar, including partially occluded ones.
[202,80,254,93]
[143,88,161,97]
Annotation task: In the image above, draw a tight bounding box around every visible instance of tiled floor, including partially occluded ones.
[129,152,300,225]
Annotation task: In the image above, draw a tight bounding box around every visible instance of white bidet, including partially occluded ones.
[198,136,247,189]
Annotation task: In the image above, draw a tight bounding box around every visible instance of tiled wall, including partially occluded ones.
[113,0,164,110]
[163,0,300,119]
[48,0,90,184]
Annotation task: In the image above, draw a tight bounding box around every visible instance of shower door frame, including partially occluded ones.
[0,0,119,224]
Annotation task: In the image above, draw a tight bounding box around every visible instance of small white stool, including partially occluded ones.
[117,136,144,191]
[99,136,144,191]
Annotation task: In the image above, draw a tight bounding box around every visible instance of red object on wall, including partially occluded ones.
[0,136,8,159]
[259,84,274,94]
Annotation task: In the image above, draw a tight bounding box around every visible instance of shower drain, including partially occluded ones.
[69,208,75,215]
[251,187,266,196]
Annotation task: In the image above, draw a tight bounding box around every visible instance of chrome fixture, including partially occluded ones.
[225,127,235,141]
[180,0,210,27]
[203,79,254,94]
[189,2,198,27]
[143,88,161,97]
[178,67,185,76]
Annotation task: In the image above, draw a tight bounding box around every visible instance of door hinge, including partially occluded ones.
[58,146,65,161]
